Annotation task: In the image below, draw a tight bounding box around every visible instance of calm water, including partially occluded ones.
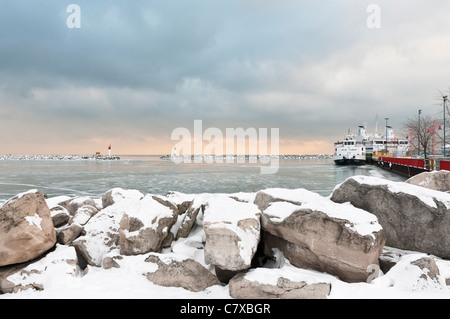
[0,155,406,203]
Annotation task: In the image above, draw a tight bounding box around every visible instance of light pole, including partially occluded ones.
[418,110,422,157]
[444,96,448,157]
[385,117,389,153]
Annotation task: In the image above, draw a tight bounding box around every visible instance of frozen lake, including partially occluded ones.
[0,155,406,203]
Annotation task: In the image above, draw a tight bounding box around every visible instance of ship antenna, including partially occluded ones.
[375,115,379,135]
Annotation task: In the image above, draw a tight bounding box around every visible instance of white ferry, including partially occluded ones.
[334,126,366,165]
[334,123,410,166]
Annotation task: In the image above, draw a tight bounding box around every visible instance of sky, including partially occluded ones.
[1,0,450,155]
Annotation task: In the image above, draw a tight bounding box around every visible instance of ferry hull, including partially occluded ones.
[334,157,366,166]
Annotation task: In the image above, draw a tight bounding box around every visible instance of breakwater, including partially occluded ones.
[0,155,120,161]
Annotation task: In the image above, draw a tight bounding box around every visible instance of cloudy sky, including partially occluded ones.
[1,1,450,155]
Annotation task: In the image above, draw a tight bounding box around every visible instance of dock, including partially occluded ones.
[368,155,450,177]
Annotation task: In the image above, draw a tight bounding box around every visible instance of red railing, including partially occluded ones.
[379,157,425,169]
[440,160,450,171]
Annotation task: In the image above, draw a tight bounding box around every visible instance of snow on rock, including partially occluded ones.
[229,262,333,299]
[0,190,56,267]
[71,190,142,267]
[254,188,385,283]
[331,175,450,259]
[118,195,179,255]
[45,195,72,210]
[24,213,43,231]
[65,196,97,215]
[49,205,70,228]
[258,188,382,237]
[144,253,221,292]
[71,205,98,226]
[102,188,144,209]
[202,194,261,277]
[0,245,79,294]
[406,170,450,193]
[373,253,446,293]
[175,198,204,240]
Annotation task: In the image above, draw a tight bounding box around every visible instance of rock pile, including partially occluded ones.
[1,171,450,298]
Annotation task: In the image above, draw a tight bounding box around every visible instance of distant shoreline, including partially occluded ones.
[0,155,121,161]
[0,154,333,161]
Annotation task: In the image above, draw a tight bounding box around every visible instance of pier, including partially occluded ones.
[369,155,450,177]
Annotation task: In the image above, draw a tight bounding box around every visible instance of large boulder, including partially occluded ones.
[203,195,261,276]
[254,188,385,283]
[331,176,450,259]
[0,190,57,267]
[118,195,179,255]
[144,253,221,292]
[229,266,332,299]
[406,170,450,192]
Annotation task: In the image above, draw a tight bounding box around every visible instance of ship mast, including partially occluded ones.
[375,115,379,136]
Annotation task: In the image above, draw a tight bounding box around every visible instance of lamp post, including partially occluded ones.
[384,117,389,153]
[444,96,448,157]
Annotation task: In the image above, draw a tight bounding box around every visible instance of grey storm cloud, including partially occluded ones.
[1,0,450,153]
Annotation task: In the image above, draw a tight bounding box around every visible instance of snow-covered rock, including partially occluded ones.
[406,170,450,192]
[374,254,447,292]
[102,188,144,209]
[72,204,98,226]
[0,245,78,293]
[118,195,179,255]
[175,198,204,240]
[0,190,57,267]
[56,223,84,245]
[254,188,385,283]
[50,205,70,228]
[229,264,333,299]
[71,192,141,267]
[144,253,221,292]
[203,195,261,276]
[65,196,97,215]
[331,175,450,259]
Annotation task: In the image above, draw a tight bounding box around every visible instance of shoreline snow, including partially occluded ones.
[2,175,450,299]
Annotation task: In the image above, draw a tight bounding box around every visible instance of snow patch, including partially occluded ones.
[25,213,43,231]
